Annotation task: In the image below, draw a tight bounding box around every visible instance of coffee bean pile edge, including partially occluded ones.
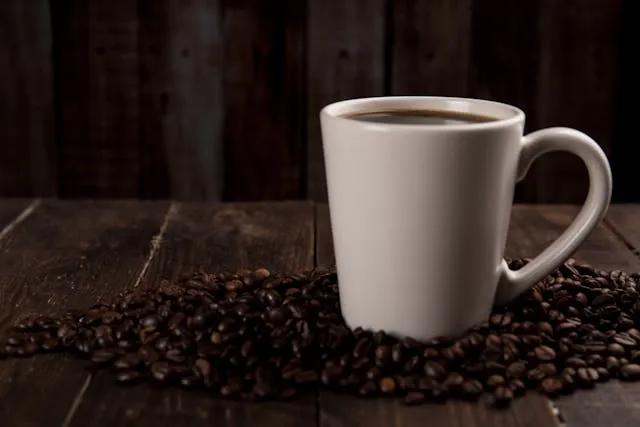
[2,258,640,409]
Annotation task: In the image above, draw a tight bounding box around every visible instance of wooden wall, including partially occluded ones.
[0,0,635,203]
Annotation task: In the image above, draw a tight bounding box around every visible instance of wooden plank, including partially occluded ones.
[139,0,224,201]
[0,200,170,426]
[52,0,140,198]
[0,0,57,197]
[611,0,640,203]
[65,202,316,427]
[391,0,472,96]
[468,0,540,202]
[0,200,38,236]
[305,0,386,201]
[222,0,305,201]
[606,205,640,254]
[507,205,640,427]
[316,204,559,427]
[531,1,622,203]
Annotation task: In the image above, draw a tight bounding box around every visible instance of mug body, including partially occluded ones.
[320,96,525,341]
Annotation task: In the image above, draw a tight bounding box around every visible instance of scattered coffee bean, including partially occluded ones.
[3,260,640,409]
[404,391,425,405]
[620,364,640,381]
[490,386,513,408]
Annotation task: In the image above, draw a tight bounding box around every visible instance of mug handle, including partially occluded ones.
[494,127,612,306]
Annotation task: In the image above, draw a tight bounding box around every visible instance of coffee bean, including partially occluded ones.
[443,373,464,389]
[379,377,396,394]
[91,349,118,364]
[506,362,526,379]
[490,314,512,328]
[608,343,626,356]
[576,367,597,388]
[295,370,318,384]
[537,363,557,376]
[490,386,513,408]
[424,361,446,380]
[614,333,637,348]
[116,369,141,384]
[487,374,505,388]
[534,345,556,361]
[358,380,377,396]
[605,356,620,371]
[458,379,483,400]
[151,361,172,381]
[403,391,426,405]
[620,363,640,380]
[566,357,587,368]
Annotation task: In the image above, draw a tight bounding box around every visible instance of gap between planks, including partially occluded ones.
[0,199,41,242]
[604,217,640,259]
[59,201,178,426]
[132,202,178,288]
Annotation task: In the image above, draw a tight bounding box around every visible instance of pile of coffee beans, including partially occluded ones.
[2,258,640,409]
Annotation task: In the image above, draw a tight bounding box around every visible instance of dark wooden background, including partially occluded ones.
[1,0,636,203]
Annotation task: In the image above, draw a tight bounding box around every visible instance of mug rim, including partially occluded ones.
[321,96,525,132]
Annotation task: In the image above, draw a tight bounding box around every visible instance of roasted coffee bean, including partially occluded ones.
[506,362,527,379]
[116,369,141,384]
[576,367,598,388]
[486,374,505,388]
[608,343,626,356]
[508,379,526,397]
[403,391,425,405]
[91,349,118,364]
[537,363,557,376]
[613,333,637,348]
[534,345,556,361]
[379,377,396,394]
[358,380,377,396]
[443,373,464,389]
[424,361,446,379]
[150,361,172,381]
[459,379,483,400]
[620,363,640,380]
[605,356,621,371]
[490,313,512,328]
[490,386,513,408]
[540,378,564,396]
[566,357,587,368]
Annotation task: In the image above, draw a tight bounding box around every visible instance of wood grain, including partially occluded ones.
[606,205,640,255]
[468,0,540,202]
[0,199,37,235]
[391,0,472,96]
[65,202,316,427]
[315,204,559,427]
[0,200,170,426]
[507,205,640,427]
[139,0,224,201]
[611,0,640,203]
[531,0,622,204]
[0,0,57,197]
[222,0,306,201]
[52,0,141,198]
[305,0,386,201]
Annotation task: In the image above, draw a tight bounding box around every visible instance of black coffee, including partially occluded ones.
[343,109,496,125]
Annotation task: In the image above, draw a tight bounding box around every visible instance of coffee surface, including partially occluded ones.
[342,109,496,125]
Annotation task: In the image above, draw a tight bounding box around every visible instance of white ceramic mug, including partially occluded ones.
[320,96,612,342]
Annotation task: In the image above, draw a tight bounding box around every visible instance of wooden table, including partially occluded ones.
[0,199,639,427]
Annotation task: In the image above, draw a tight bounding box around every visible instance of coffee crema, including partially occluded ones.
[341,109,497,125]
